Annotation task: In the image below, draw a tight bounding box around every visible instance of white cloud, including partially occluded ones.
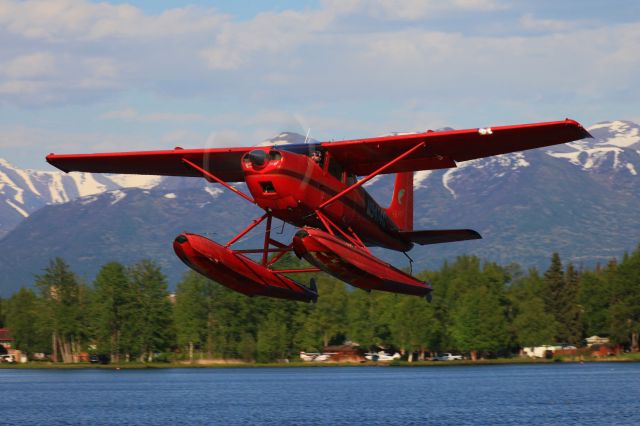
[321,0,507,21]
[1,52,55,78]
[201,9,334,70]
[519,14,581,33]
[100,107,208,123]
[0,79,44,95]
[0,0,638,142]
[0,0,226,41]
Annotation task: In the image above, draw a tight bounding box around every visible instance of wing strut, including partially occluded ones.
[317,141,426,211]
[182,158,255,204]
[316,210,371,254]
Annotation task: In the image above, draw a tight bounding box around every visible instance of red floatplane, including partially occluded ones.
[47,119,591,302]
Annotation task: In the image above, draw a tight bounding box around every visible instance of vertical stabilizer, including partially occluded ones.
[385,172,413,231]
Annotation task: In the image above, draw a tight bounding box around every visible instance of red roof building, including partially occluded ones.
[0,328,13,350]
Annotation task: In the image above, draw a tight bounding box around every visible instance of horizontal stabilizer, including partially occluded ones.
[400,229,481,245]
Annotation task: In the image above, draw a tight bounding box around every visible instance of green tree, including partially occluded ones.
[509,269,557,349]
[127,260,174,361]
[297,278,347,350]
[512,297,557,348]
[579,261,615,337]
[35,258,90,363]
[5,288,50,354]
[256,311,289,362]
[92,262,131,362]
[450,286,509,360]
[389,295,439,361]
[0,297,5,328]
[609,246,640,351]
[346,290,378,349]
[174,272,216,361]
[543,254,583,344]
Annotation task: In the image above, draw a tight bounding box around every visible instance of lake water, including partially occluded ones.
[1,363,639,425]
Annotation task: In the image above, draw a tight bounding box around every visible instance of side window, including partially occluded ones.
[345,172,357,186]
[328,157,344,182]
[311,150,325,169]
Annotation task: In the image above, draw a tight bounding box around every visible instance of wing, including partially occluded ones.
[46,147,251,182]
[321,119,591,176]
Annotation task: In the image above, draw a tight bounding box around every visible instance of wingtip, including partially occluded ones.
[468,229,482,240]
[565,118,593,139]
[45,154,70,173]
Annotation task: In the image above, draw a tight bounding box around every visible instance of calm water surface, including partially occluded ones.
[1,363,639,425]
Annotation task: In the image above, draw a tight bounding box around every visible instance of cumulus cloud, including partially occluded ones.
[0,0,638,147]
[101,108,207,123]
[1,52,55,78]
[0,0,227,105]
[320,0,507,21]
[0,0,225,41]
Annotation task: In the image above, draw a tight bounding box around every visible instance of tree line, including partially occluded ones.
[1,245,639,363]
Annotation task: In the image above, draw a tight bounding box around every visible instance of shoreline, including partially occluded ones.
[1,355,639,370]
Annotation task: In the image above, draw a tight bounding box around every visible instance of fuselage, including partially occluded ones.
[241,146,413,252]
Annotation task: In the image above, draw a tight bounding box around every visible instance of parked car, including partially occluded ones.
[0,354,16,363]
[434,353,464,361]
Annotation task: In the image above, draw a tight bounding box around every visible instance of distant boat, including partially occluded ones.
[364,351,401,361]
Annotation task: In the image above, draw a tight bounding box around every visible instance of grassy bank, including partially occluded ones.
[2,353,640,369]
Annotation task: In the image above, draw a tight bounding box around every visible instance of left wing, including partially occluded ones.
[322,119,591,176]
[46,147,250,182]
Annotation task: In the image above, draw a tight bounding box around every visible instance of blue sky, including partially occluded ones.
[1,0,639,168]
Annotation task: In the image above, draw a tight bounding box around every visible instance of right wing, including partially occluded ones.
[46,147,251,182]
[400,229,482,245]
[322,119,591,176]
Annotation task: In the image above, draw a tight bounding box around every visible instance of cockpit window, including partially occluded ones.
[328,157,344,182]
[346,172,357,186]
[310,150,325,168]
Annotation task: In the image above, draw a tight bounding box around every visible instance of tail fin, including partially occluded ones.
[385,172,413,232]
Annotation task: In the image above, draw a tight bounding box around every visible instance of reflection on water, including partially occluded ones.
[1,363,639,425]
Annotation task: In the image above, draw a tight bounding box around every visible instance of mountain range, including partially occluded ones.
[1,121,638,296]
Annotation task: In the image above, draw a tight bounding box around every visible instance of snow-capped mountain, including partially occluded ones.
[0,158,161,238]
[1,121,638,296]
[547,120,639,172]
[547,120,640,193]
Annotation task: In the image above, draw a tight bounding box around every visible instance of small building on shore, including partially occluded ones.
[585,335,610,347]
[0,328,13,353]
[522,345,562,358]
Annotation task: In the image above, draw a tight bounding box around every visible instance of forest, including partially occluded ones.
[1,244,639,363]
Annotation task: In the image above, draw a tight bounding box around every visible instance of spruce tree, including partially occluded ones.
[509,268,557,349]
[579,262,614,337]
[542,254,583,344]
[35,258,86,363]
[92,262,131,362]
[610,245,640,351]
[127,260,173,362]
[174,271,210,361]
[561,263,583,344]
